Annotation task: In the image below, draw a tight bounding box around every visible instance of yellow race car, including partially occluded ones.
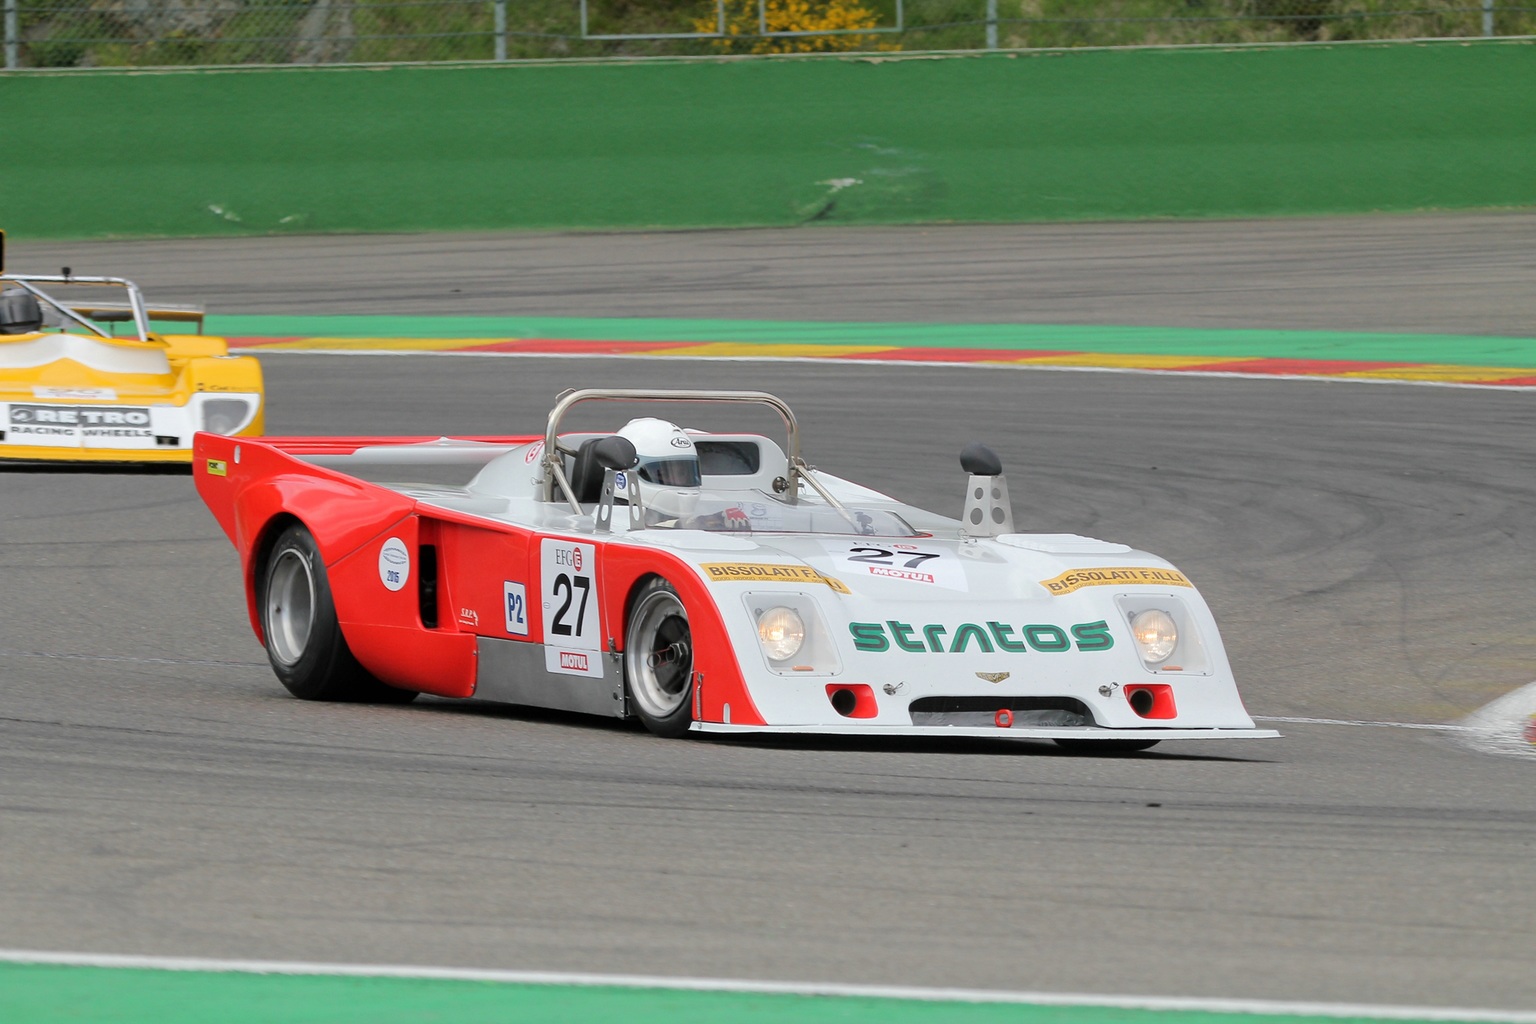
[0,232,263,466]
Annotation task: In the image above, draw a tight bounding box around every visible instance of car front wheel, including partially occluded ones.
[623,578,694,738]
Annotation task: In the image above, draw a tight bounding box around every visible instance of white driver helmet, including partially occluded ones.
[614,417,701,519]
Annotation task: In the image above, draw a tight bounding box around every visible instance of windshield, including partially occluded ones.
[663,492,917,537]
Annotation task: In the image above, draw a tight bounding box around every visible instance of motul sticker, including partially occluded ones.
[1039,566,1192,596]
[546,646,604,678]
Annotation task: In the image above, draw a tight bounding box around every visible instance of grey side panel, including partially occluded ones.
[474,637,627,718]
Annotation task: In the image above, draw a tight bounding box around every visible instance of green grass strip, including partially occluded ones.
[205,314,1536,370]
[0,963,1499,1024]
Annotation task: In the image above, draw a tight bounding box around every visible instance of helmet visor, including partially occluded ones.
[637,457,701,488]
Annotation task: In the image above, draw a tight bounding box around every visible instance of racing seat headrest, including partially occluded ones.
[569,435,638,504]
[0,290,43,334]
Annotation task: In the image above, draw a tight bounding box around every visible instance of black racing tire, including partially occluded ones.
[623,578,694,738]
[1053,738,1160,754]
[259,523,417,704]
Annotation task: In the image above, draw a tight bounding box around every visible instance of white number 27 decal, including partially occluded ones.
[540,540,600,652]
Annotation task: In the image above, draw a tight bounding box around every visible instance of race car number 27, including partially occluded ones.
[822,541,966,591]
[540,540,600,651]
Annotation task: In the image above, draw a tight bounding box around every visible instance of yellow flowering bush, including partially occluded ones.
[697,0,895,53]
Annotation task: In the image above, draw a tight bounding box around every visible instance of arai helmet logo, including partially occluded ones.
[670,435,692,448]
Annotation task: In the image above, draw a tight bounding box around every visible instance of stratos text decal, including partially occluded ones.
[1039,566,1192,596]
[850,619,1114,654]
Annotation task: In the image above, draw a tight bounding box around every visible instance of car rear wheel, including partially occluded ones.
[1053,738,1159,754]
[624,578,693,738]
[260,523,417,703]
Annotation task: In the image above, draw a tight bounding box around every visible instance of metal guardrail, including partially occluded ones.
[2,0,1531,69]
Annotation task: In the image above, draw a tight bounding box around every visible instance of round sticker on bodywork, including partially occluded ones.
[379,537,411,592]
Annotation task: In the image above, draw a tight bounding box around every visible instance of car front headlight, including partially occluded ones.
[201,397,256,435]
[756,606,806,662]
[1130,609,1178,664]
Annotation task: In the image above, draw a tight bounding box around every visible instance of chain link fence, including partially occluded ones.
[4,0,1533,68]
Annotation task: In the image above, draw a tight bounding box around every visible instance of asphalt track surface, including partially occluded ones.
[4,217,1536,1010]
[15,211,1536,334]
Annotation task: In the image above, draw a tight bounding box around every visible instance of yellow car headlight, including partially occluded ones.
[201,397,256,435]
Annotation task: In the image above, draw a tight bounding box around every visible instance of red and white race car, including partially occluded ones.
[195,388,1275,751]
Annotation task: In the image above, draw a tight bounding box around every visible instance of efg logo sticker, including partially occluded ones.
[378,537,411,592]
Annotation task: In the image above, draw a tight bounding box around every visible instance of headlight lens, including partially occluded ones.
[1130,609,1178,664]
[756,606,805,662]
[201,398,254,435]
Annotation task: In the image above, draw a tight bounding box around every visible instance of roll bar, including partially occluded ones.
[540,388,848,515]
[0,272,172,342]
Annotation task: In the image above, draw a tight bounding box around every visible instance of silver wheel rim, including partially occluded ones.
[266,548,316,667]
[625,588,691,720]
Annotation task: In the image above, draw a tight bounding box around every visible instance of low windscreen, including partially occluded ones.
[669,492,916,537]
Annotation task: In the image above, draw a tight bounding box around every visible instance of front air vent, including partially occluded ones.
[909,695,1093,728]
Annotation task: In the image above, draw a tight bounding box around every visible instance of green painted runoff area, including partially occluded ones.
[207,314,1536,369]
[0,964,1487,1024]
[4,40,1534,239]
